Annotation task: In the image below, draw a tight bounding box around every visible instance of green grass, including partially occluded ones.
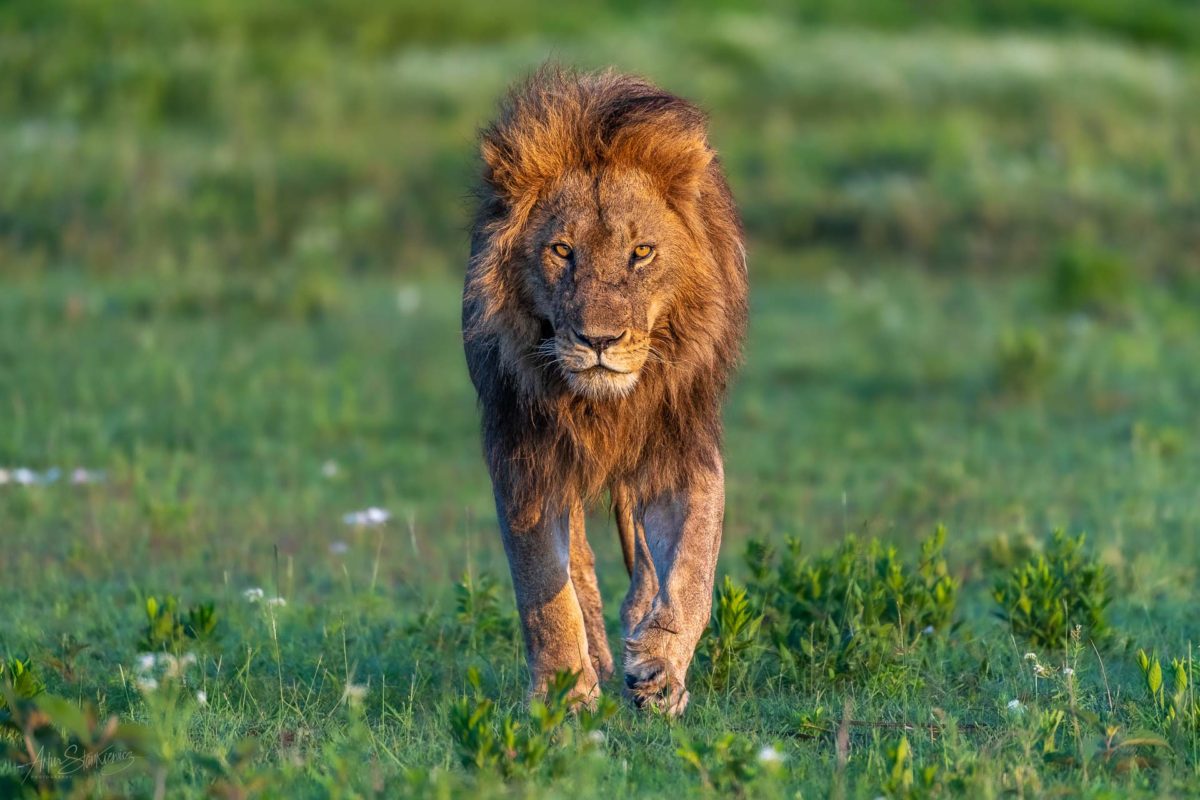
[4,1,1200,796]
[3,266,1199,796]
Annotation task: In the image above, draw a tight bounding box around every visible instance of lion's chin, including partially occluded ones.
[564,367,641,400]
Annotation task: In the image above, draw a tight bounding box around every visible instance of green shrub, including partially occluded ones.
[139,596,219,652]
[702,576,763,689]
[747,527,957,682]
[995,328,1054,396]
[992,531,1112,649]
[675,730,779,797]
[0,657,44,709]
[448,667,615,779]
[1137,649,1197,733]
[454,571,516,651]
[880,734,914,797]
[1048,241,1133,315]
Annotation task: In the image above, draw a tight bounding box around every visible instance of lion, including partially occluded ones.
[462,66,748,716]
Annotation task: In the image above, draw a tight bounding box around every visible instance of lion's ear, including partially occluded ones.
[657,135,714,207]
[480,136,518,202]
[613,124,714,209]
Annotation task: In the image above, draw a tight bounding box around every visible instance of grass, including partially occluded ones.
[3,265,1200,796]
[4,1,1200,796]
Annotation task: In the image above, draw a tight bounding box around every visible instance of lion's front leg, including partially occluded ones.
[622,458,724,716]
[495,493,600,705]
[568,498,615,681]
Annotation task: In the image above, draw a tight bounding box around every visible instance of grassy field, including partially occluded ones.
[3,2,1200,798]
[3,268,1199,796]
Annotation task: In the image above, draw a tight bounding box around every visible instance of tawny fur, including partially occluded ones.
[463,66,748,712]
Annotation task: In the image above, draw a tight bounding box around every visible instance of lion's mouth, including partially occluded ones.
[571,364,634,376]
[561,362,641,400]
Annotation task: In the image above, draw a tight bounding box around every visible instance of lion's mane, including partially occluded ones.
[463,66,748,531]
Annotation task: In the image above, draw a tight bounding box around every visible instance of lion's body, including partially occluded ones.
[463,67,747,713]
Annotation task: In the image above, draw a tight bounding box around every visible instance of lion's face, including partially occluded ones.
[521,167,689,400]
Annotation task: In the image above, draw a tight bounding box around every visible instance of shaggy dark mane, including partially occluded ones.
[463,65,748,531]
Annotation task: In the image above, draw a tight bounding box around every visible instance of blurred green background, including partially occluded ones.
[4,0,1199,288]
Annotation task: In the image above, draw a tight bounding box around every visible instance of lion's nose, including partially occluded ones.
[572,328,628,353]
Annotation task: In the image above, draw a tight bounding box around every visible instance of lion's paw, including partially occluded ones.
[623,655,689,717]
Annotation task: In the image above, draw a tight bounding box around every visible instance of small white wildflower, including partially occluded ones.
[196,690,208,706]
[136,653,157,672]
[0,468,10,484]
[1033,664,1052,677]
[1062,666,1075,677]
[266,596,287,607]
[321,460,339,478]
[342,507,391,526]
[757,745,785,765]
[159,653,195,679]
[329,540,349,555]
[244,587,264,602]
[922,625,935,635]
[343,683,368,706]
[135,676,159,693]
[14,468,37,485]
[587,730,606,745]
[1007,699,1024,713]
[1024,652,1038,661]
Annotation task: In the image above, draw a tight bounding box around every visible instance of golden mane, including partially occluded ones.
[463,66,748,531]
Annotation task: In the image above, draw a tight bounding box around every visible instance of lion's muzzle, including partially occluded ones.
[555,327,648,399]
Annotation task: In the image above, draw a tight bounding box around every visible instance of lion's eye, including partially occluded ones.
[633,244,653,259]
[551,243,572,259]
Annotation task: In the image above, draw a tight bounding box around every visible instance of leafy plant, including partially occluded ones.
[1041,706,1171,774]
[1048,240,1132,315]
[454,572,516,650]
[992,531,1112,649]
[0,657,44,709]
[448,667,615,779]
[880,735,914,797]
[1137,649,1197,732]
[995,328,1053,396]
[747,527,957,682]
[1038,708,1067,757]
[703,576,763,689]
[184,603,218,640]
[139,595,219,652]
[675,730,766,798]
[793,705,831,737]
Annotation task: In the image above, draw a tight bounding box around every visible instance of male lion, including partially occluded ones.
[462,67,747,715]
